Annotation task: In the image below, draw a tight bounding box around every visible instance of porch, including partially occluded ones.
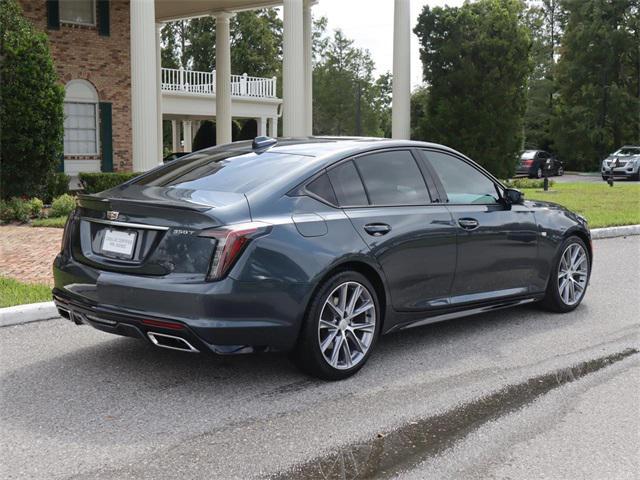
[160,67,281,152]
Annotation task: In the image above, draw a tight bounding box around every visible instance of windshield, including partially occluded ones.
[133,150,310,193]
[612,147,640,156]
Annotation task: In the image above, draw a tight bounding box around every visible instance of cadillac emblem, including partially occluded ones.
[106,211,119,221]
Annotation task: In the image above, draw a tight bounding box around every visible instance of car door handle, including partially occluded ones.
[458,218,479,230]
[364,223,391,236]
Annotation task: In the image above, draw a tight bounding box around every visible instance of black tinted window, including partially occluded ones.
[355,151,430,206]
[422,151,499,205]
[306,173,337,205]
[327,161,368,206]
[133,150,308,193]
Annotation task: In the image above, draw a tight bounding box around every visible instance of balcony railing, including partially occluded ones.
[161,67,277,98]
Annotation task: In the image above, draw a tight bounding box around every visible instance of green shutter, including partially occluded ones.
[46,0,60,29]
[99,102,113,172]
[97,0,110,36]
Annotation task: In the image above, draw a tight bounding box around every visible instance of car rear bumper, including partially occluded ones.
[53,254,311,353]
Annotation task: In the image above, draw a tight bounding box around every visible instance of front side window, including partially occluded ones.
[60,0,95,25]
[422,151,500,205]
[63,102,98,155]
[354,151,430,206]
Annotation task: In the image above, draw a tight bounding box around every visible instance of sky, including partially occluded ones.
[312,0,466,88]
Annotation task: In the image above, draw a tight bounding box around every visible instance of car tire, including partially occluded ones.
[540,235,590,313]
[557,166,564,176]
[536,167,543,179]
[292,271,380,380]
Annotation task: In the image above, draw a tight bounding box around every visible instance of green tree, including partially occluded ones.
[552,0,640,170]
[161,9,282,76]
[0,0,64,199]
[231,10,282,77]
[414,0,532,177]
[313,29,385,136]
[410,85,430,141]
[523,0,565,151]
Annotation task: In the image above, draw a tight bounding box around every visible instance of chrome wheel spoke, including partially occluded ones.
[345,302,373,321]
[351,321,375,333]
[342,338,353,368]
[320,329,339,353]
[347,330,366,353]
[319,319,338,330]
[330,335,344,366]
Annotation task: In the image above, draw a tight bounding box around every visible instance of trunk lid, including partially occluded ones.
[70,186,250,277]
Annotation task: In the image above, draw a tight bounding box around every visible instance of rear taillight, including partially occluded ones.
[199,222,271,281]
[521,159,534,166]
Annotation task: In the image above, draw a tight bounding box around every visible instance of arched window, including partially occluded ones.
[64,80,99,155]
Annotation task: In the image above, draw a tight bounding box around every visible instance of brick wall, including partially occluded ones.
[19,0,133,172]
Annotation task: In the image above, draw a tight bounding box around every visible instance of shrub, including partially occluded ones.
[44,172,70,203]
[503,178,555,189]
[28,198,44,218]
[79,172,140,194]
[50,194,76,217]
[0,197,30,223]
[0,0,64,199]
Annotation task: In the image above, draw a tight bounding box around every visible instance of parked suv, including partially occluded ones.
[516,150,564,178]
[53,137,592,380]
[601,145,640,181]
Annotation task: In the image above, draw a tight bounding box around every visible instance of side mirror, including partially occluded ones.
[504,188,523,205]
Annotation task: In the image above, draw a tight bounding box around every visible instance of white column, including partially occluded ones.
[269,117,278,137]
[257,117,267,137]
[283,0,305,137]
[183,120,192,152]
[130,0,159,171]
[171,120,179,151]
[303,0,313,136]
[215,12,233,145]
[392,0,411,140]
[156,23,163,162]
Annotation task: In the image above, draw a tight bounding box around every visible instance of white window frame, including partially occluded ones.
[64,80,100,156]
[59,0,97,27]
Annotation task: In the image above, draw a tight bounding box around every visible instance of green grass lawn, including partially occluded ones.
[31,216,68,228]
[0,277,52,308]
[521,182,640,228]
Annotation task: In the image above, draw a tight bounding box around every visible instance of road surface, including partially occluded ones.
[1,236,638,480]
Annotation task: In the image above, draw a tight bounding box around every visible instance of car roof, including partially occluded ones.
[213,136,464,164]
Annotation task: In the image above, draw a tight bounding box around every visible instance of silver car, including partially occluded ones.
[601,145,640,181]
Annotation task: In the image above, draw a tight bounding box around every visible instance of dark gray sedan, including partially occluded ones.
[53,137,592,379]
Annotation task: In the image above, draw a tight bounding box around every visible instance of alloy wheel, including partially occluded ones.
[317,281,376,370]
[557,243,588,306]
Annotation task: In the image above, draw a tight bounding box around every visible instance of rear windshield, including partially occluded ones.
[520,150,537,159]
[133,150,309,193]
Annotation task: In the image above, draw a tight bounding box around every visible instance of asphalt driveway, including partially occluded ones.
[1,236,638,480]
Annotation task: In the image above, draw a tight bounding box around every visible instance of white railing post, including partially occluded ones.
[272,76,277,98]
[179,66,185,91]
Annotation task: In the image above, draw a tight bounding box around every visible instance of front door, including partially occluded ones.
[327,150,457,311]
[419,149,538,305]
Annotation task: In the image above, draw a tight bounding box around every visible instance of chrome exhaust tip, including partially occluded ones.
[146,332,199,353]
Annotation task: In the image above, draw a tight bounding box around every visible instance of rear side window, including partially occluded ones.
[327,161,368,206]
[354,151,430,206]
[306,173,337,205]
[422,150,499,205]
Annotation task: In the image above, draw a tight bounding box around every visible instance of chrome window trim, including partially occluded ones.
[81,217,170,231]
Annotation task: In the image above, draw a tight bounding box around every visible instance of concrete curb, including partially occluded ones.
[0,301,58,328]
[590,224,640,239]
[1,225,638,327]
